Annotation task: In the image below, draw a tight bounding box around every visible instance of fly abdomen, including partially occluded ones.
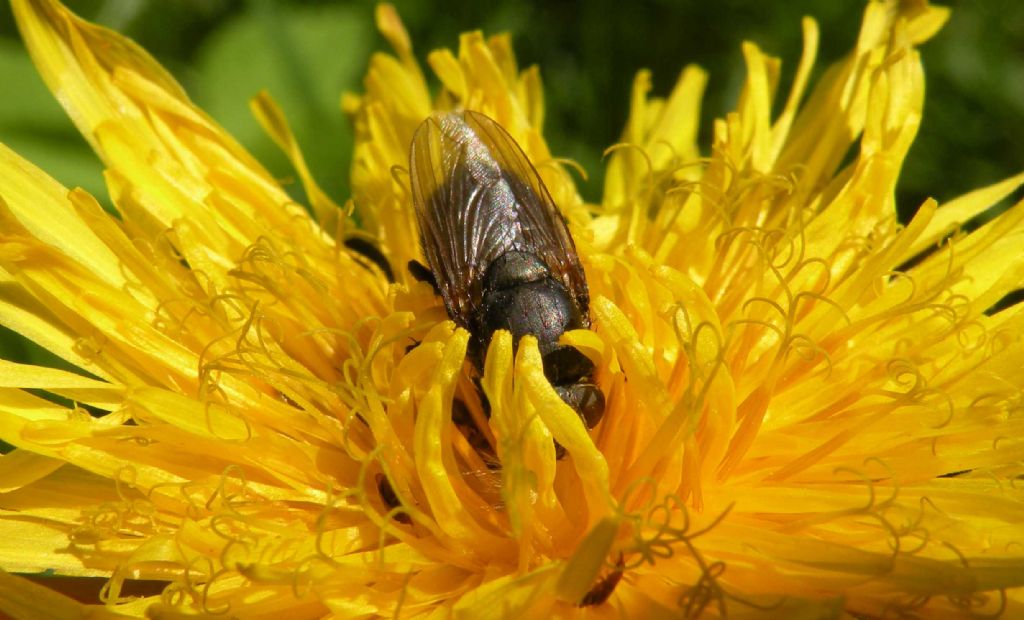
[477,250,605,432]
[478,251,583,361]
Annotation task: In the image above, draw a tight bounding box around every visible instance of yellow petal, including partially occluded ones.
[453,565,557,620]
[11,0,316,256]
[0,449,63,493]
[0,266,118,382]
[414,330,512,555]
[250,91,341,225]
[0,144,125,292]
[516,337,611,522]
[0,570,125,620]
[554,517,618,604]
[0,360,122,409]
[902,171,1024,263]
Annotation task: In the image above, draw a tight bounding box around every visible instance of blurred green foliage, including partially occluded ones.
[0,0,1022,365]
[2,0,1022,209]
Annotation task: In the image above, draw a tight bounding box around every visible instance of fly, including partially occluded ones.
[408,110,605,459]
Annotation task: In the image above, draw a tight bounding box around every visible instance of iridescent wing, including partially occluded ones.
[408,110,589,330]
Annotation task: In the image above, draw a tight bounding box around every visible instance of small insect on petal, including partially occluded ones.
[579,553,625,607]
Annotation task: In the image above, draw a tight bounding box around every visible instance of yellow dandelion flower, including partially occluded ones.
[2,0,1024,618]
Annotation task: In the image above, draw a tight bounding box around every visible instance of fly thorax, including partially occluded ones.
[483,251,549,289]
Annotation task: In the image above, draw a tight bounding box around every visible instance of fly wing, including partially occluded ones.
[409,112,520,327]
[461,110,590,321]
[408,111,590,331]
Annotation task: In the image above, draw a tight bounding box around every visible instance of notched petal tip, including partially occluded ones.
[250,91,341,225]
[375,3,414,62]
[13,0,305,254]
[12,0,187,137]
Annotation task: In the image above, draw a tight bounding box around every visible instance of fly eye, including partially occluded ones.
[555,383,606,429]
[542,345,595,384]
